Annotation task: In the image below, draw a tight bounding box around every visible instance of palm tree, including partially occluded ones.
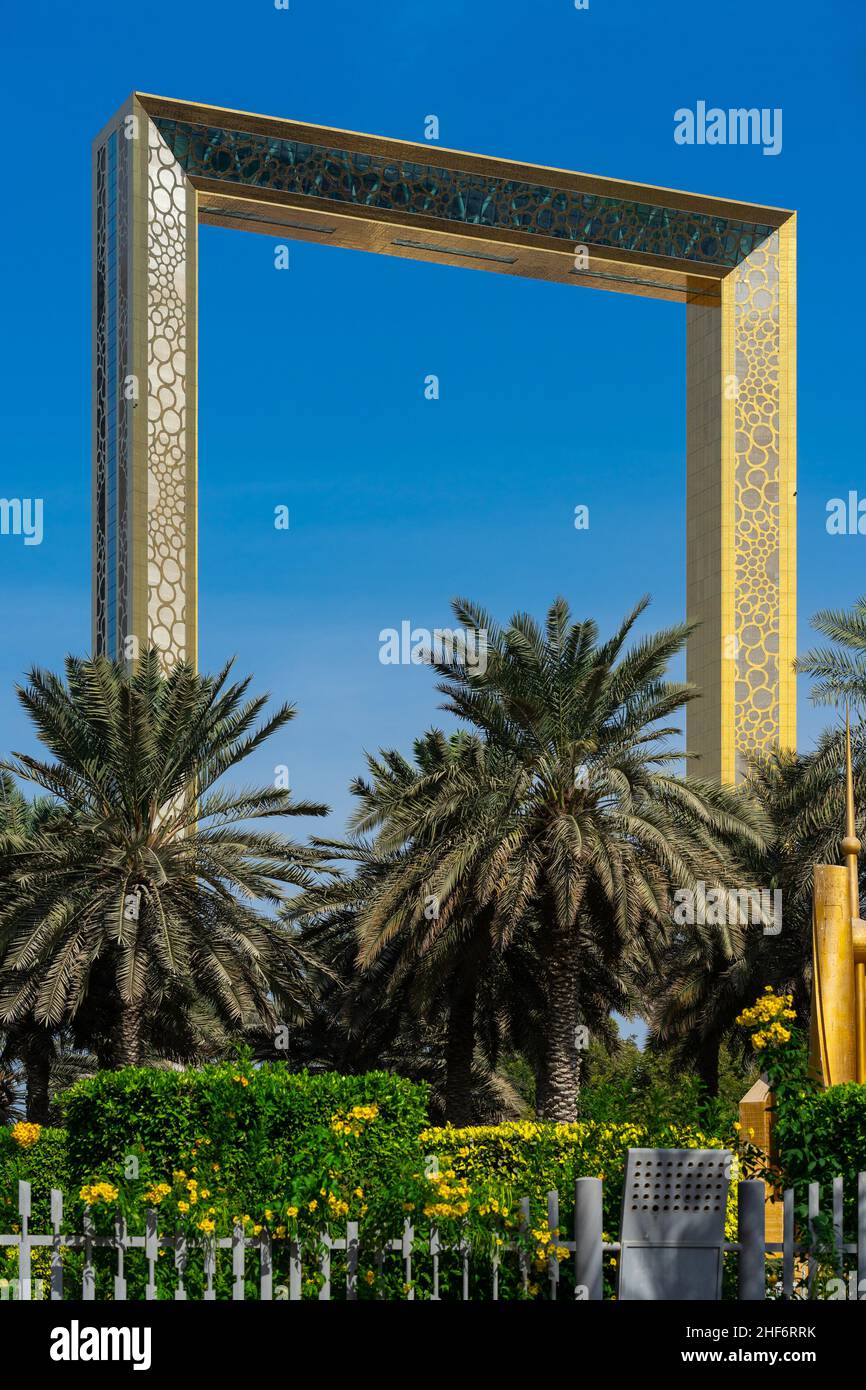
[423,595,769,1121]
[647,735,866,1088]
[796,599,866,705]
[344,731,520,1124]
[284,845,530,1123]
[0,771,65,1119]
[0,1026,97,1125]
[0,651,328,1066]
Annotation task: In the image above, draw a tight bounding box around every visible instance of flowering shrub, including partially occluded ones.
[735,987,866,1244]
[1,1064,751,1299]
[0,1125,69,1292]
[9,1121,42,1149]
[421,1116,740,1297]
[736,987,797,1055]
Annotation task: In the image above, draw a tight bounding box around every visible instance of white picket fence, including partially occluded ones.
[3,1173,866,1300]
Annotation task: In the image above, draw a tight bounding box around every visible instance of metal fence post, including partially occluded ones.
[345,1222,358,1301]
[114,1214,128,1301]
[574,1177,603,1301]
[232,1222,245,1300]
[808,1182,820,1294]
[547,1190,560,1300]
[738,1179,766,1301]
[83,1205,96,1300]
[144,1208,157,1301]
[17,1181,30,1302]
[50,1188,63,1301]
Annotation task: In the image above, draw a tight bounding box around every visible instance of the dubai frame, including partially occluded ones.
[93,94,796,782]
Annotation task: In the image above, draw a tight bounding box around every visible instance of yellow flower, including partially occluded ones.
[79,1182,119,1206]
[142,1182,172,1205]
[178,1201,190,1214]
[197,1218,215,1235]
[286,1206,299,1218]
[365,1269,375,1285]
[10,1122,41,1149]
[308,1199,318,1212]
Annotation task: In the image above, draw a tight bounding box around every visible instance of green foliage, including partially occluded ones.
[0,1124,68,1222]
[422,1116,735,1233]
[736,987,866,1273]
[0,1065,744,1299]
[421,1116,739,1296]
[60,1059,428,1229]
[776,1082,866,1201]
[1,1064,431,1298]
[0,1124,68,1289]
[0,651,327,1063]
[578,1037,754,1134]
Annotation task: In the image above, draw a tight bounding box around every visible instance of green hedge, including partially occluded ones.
[2,1079,742,1299]
[421,1118,737,1243]
[3,1065,430,1298]
[0,1124,68,1219]
[60,1060,428,1231]
[774,1081,866,1216]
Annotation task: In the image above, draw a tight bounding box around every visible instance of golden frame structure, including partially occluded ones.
[93,93,797,780]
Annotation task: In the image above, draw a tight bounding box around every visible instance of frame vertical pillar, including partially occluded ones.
[686,220,796,780]
[93,98,197,669]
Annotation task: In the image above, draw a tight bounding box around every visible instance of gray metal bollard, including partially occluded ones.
[575,1177,603,1300]
[738,1179,766,1301]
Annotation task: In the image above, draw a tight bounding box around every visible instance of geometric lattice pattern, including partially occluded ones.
[145,121,193,666]
[732,233,781,775]
[93,98,196,673]
[93,140,108,658]
[152,115,777,270]
[93,127,132,662]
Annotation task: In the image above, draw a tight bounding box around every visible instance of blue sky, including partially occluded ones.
[2,0,865,839]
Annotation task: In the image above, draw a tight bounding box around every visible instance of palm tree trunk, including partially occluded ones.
[534,1057,548,1117]
[444,978,477,1126]
[23,1038,52,1124]
[696,1036,720,1097]
[541,925,581,1122]
[116,1000,144,1068]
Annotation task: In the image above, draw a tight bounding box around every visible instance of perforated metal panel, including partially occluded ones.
[618,1149,732,1301]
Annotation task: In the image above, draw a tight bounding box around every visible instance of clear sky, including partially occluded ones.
[2,0,865,839]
